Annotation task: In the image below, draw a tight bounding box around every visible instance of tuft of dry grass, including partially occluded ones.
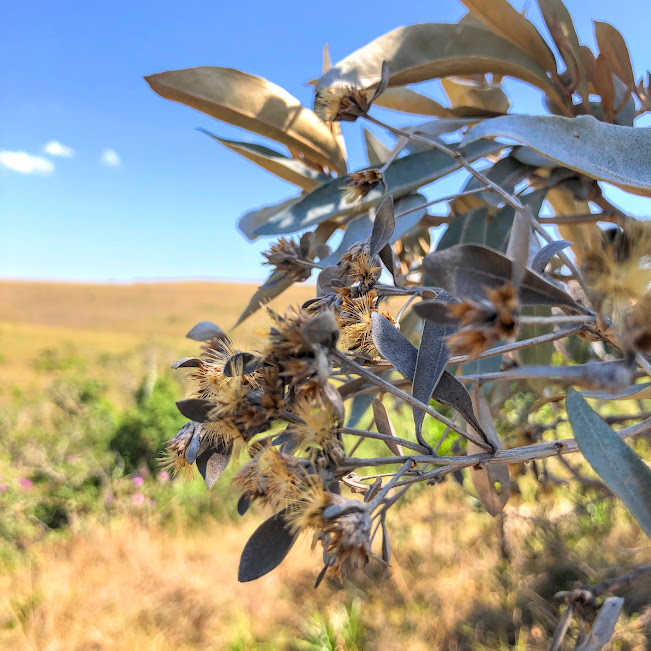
[1,485,649,650]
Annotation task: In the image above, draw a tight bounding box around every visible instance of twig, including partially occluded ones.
[447,325,585,365]
[341,426,429,454]
[332,348,492,452]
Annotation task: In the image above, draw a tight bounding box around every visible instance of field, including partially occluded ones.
[0,280,649,650]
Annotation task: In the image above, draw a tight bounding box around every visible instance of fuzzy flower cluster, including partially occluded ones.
[580,219,651,354]
[163,262,392,582]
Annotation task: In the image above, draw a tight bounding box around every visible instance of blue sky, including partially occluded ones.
[1,0,650,283]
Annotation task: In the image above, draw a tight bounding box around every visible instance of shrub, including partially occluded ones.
[147,1,651,646]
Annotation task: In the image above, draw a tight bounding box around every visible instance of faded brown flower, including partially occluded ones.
[262,237,312,282]
[581,219,651,318]
[447,283,519,357]
[342,169,385,204]
[337,289,390,357]
[315,86,371,122]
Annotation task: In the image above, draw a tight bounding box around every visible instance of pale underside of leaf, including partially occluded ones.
[468,388,510,516]
[238,196,302,241]
[255,139,503,236]
[441,76,510,114]
[234,269,296,327]
[459,0,557,72]
[372,86,453,116]
[316,23,565,109]
[567,389,651,537]
[145,66,346,174]
[200,130,329,191]
[463,114,651,197]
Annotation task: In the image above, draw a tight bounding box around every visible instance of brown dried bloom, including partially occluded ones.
[161,421,199,480]
[292,395,344,460]
[619,293,651,353]
[580,219,651,318]
[447,283,519,357]
[339,244,381,289]
[262,237,312,282]
[233,447,306,512]
[337,289,392,357]
[315,86,370,122]
[342,169,385,204]
[287,484,372,581]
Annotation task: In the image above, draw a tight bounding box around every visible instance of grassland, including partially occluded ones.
[0,280,649,650]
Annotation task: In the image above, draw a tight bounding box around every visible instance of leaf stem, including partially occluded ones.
[341,426,429,454]
[332,348,492,452]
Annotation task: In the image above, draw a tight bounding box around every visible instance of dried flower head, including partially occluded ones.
[234,447,306,512]
[315,86,370,122]
[337,289,392,357]
[292,395,343,460]
[342,169,386,204]
[262,237,312,282]
[161,422,199,481]
[447,283,519,357]
[288,485,372,580]
[339,244,382,289]
[619,293,651,353]
[581,219,651,317]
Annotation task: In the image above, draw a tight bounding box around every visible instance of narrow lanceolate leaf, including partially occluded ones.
[531,240,572,274]
[368,196,395,257]
[196,440,233,489]
[372,398,403,456]
[234,269,297,327]
[199,130,330,191]
[441,76,510,115]
[373,86,452,116]
[537,0,588,105]
[145,67,346,173]
[459,0,557,72]
[567,389,651,537]
[506,206,532,288]
[238,509,298,582]
[171,356,203,369]
[468,388,510,516]
[320,194,427,267]
[238,196,302,241]
[423,244,577,307]
[594,21,636,89]
[412,291,456,443]
[462,115,651,196]
[316,23,564,108]
[574,597,624,651]
[370,313,485,436]
[255,139,502,236]
[186,320,227,342]
[223,352,265,377]
[176,398,215,422]
[582,382,651,401]
[363,129,392,166]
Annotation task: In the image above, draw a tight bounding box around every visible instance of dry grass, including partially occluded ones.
[0,280,312,406]
[1,486,649,650]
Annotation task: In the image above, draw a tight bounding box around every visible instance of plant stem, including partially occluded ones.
[394,187,486,219]
[340,416,651,477]
[517,315,595,326]
[365,114,523,211]
[341,426,429,454]
[447,325,584,365]
[332,348,492,452]
[367,459,414,509]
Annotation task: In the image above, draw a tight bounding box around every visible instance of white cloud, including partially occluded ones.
[100,149,121,167]
[43,140,75,158]
[0,151,55,175]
